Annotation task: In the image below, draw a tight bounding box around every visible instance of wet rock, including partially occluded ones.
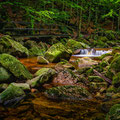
[52,68,78,86]
[11,83,30,91]
[66,39,89,52]
[37,56,49,64]
[106,104,120,120]
[0,54,33,80]
[44,43,72,63]
[0,67,11,83]
[0,35,29,57]
[0,84,25,106]
[75,57,98,68]
[88,76,104,82]
[27,68,56,88]
[45,85,92,100]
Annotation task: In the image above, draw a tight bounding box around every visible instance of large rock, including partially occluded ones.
[27,68,56,87]
[0,54,33,80]
[106,104,120,120]
[44,43,72,63]
[45,85,92,100]
[66,39,89,52]
[0,84,25,106]
[0,35,29,56]
[0,67,11,83]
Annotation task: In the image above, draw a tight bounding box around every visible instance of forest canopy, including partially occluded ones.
[0,0,120,36]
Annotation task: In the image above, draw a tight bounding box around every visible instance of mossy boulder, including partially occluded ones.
[88,76,104,82]
[66,39,89,52]
[106,55,120,80]
[0,54,33,80]
[10,83,30,91]
[27,68,56,87]
[44,43,72,63]
[0,84,25,106]
[45,85,92,100]
[37,56,49,64]
[106,104,120,120]
[0,67,11,83]
[29,46,46,56]
[0,35,29,56]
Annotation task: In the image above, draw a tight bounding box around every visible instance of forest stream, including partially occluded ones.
[0,48,113,120]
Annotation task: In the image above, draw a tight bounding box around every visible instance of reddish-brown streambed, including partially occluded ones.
[0,48,113,120]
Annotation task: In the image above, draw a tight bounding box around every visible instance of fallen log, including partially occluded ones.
[93,69,112,84]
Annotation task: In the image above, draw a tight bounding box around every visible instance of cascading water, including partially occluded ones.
[73,48,112,57]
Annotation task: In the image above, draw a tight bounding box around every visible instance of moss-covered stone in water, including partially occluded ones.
[45,85,92,100]
[106,104,120,120]
[88,76,104,82]
[0,67,11,82]
[0,35,29,56]
[28,68,56,87]
[66,39,89,52]
[0,84,25,105]
[0,54,33,79]
[44,43,72,63]
[37,56,49,64]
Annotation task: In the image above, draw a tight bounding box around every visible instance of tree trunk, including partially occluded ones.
[78,1,83,37]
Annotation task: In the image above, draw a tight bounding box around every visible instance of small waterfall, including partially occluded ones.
[73,48,112,57]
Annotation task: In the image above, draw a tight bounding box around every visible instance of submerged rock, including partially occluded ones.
[0,54,33,80]
[45,85,92,100]
[44,43,72,63]
[0,67,11,83]
[0,84,25,106]
[37,56,49,64]
[27,68,56,87]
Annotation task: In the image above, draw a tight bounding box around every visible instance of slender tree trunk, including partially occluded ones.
[88,4,91,27]
[112,17,114,30]
[118,10,120,31]
[78,1,83,37]
[95,6,98,26]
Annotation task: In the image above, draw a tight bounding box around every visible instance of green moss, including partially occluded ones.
[44,43,72,63]
[0,67,11,82]
[112,72,120,86]
[88,76,104,82]
[1,35,29,56]
[66,39,87,52]
[28,68,56,87]
[0,54,33,79]
[0,84,25,105]
[106,104,120,120]
[45,85,92,100]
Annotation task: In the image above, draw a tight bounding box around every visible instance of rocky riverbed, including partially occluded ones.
[1,33,120,120]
